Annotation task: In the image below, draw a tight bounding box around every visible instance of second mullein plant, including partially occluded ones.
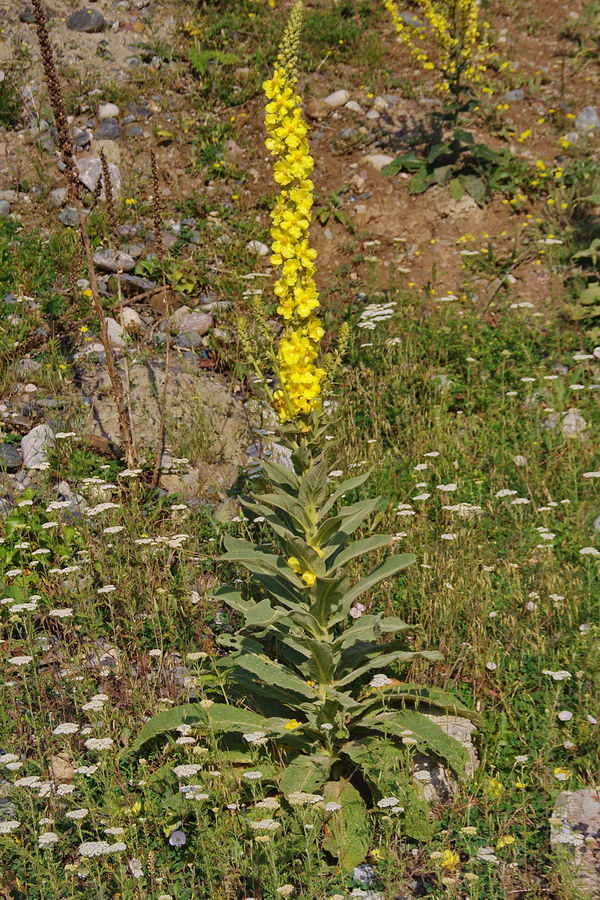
[133,2,479,868]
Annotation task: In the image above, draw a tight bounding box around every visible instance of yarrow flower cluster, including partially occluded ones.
[385,0,490,101]
[263,2,325,423]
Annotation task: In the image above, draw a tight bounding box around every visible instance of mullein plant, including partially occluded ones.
[133,2,478,868]
[384,0,491,122]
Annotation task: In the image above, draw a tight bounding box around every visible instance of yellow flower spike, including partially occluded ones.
[264,2,325,426]
[301,571,316,587]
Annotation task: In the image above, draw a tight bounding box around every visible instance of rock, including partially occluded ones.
[562,408,587,438]
[0,201,10,217]
[21,424,54,470]
[575,106,600,133]
[94,118,123,141]
[345,100,363,113]
[49,753,74,784]
[551,789,600,897]
[0,444,22,470]
[93,249,135,273]
[176,332,203,349]
[19,7,36,23]
[98,102,120,120]
[49,187,67,209]
[89,139,121,166]
[363,153,395,171]
[108,273,156,296]
[160,468,203,498]
[503,88,525,101]
[58,207,80,227]
[106,317,125,348]
[74,129,91,151]
[366,109,380,121]
[246,239,269,257]
[0,190,18,203]
[353,864,377,886]
[414,715,479,804]
[126,124,144,138]
[76,157,122,199]
[172,312,213,336]
[305,98,331,120]
[14,358,41,377]
[127,102,152,119]
[66,8,105,33]
[121,307,144,333]
[400,10,422,26]
[323,89,350,110]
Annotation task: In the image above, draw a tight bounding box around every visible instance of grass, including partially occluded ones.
[1,283,597,898]
[0,0,599,896]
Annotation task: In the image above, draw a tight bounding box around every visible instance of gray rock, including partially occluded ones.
[127,102,152,119]
[562,408,587,438]
[126,125,144,138]
[400,10,422,26]
[56,200,79,229]
[246,239,269,257]
[107,273,156,296]
[0,444,22,470]
[0,201,10,217]
[21,424,54,470]
[19,7,36,23]
[322,89,350,110]
[49,187,67,209]
[123,243,144,259]
[93,249,135,273]
[503,88,525,101]
[345,100,363,113]
[176,331,203,349]
[575,106,600,133]
[98,102,120,120]
[66,8,105,33]
[76,157,122,199]
[74,129,92,150]
[0,190,18,203]
[353,864,377,885]
[106,317,125,348]
[14,358,41,377]
[551,789,600,897]
[94,118,123,141]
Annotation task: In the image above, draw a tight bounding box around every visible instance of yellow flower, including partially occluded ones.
[301,571,316,587]
[440,849,460,870]
[287,556,302,573]
[283,719,302,730]
[124,197,136,206]
[487,777,503,798]
[264,5,325,426]
[496,835,515,850]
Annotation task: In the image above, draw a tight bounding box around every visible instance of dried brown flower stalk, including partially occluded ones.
[31,0,137,468]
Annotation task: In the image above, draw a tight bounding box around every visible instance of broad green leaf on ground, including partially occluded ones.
[322,779,371,870]
[360,709,468,776]
[280,753,332,796]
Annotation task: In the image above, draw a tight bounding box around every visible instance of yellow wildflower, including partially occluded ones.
[301,571,316,587]
[283,719,302,730]
[487,777,503,797]
[264,2,325,425]
[440,849,460,870]
[496,835,515,850]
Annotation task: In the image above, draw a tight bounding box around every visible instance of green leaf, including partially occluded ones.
[453,128,474,145]
[341,553,416,609]
[329,534,393,572]
[408,171,433,194]
[319,470,371,519]
[298,459,329,512]
[335,648,425,687]
[381,150,422,176]
[128,704,207,753]
[448,177,464,200]
[301,639,336,684]
[432,164,453,186]
[427,141,451,164]
[233,653,316,699]
[261,458,300,494]
[318,497,382,550]
[459,174,486,206]
[280,753,332,796]
[359,682,482,725]
[256,492,314,534]
[341,736,405,793]
[361,709,468,776]
[322,780,370,870]
[244,598,284,627]
[310,573,350,627]
[203,703,270,734]
[404,791,434,841]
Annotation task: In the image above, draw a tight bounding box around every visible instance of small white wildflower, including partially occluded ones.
[557,710,573,722]
[256,798,280,810]
[0,821,20,834]
[580,547,600,557]
[243,732,268,746]
[38,832,59,848]
[377,797,399,808]
[514,755,529,764]
[8,656,33,666]
[84,738,113,751]
[79,841,112,857]
[486,662,498,671]
[48,608,73,618]
[173,764,202,778]
[542,670,571,681]
[52,723,79,735]
[511,497,530,505]
[65,809,89,821]
[242,770,263,780]
[369,674,394,688]
[437,483,457,492]
[251,818,280,831]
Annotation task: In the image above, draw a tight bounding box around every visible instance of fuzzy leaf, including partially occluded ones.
[261,458,300,494]
[128,704,207,753]
[360,709,468,776]
[298,459,329,511]
[233,653,316,699]
[329,534,393,572]
[322,780,371,870]
[319,471,371,519]
[341,553,416,609]
[244,598,284,627]
[280,754,332,796]
[359,683,482,725]
[335,648,425,687]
